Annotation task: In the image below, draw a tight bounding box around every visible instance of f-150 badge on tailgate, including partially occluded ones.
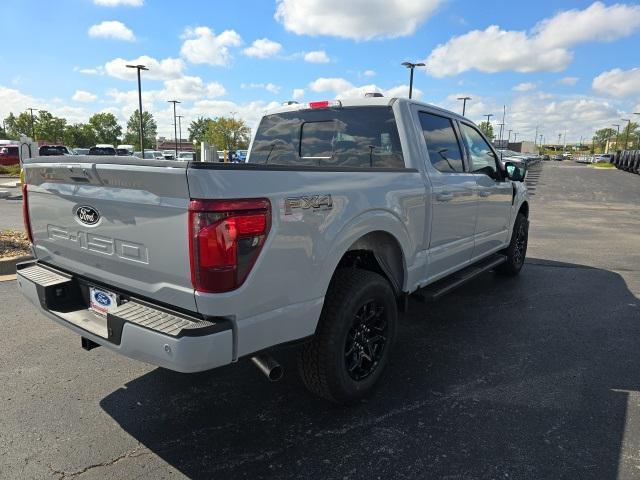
[75,205,100,225]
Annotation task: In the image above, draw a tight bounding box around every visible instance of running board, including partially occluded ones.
[413,254,507,302]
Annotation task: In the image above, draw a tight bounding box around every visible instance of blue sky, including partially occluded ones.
[2,0,639,142]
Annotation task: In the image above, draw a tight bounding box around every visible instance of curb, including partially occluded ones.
[0,255,33,275]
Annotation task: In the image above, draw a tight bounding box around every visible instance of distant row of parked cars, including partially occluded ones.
[496,149,542,169]
[574,153,614,164]
[612,150,640,173]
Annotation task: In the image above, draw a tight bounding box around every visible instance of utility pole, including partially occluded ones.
[499,105,506,145]
[563,129,567,151]
[497,123,505,147]
[167,100,181,159]
[534,125,539,146]
[401,62,425,99]
[513,132,518,143]
[176,115,184,152]
[622,118,631,150]
[634,113,640,148]
[507,129,512,144]
[126,64,148,156]
[484,113,493,124]
[26,108,38,140]
[612,124,620,150]
[557,133,562,149]
[539,134,544,153]
[457,96,471,116]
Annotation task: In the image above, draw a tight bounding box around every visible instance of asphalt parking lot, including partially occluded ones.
[1,162,639,479]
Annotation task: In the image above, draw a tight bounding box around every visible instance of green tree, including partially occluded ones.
[36,110,66,143]
[188,117,210,144]
[620,121,639,149]
[592,127,617,152]
[89,112,122,145]
[478,121,494,141]
[204,117,250,150]
[4,112,34,139]
[123,110,157,149]
[64,123,97,148]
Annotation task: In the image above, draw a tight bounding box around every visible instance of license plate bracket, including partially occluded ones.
[89,287,118,317]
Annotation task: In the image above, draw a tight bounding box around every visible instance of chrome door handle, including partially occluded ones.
[436,192,454,202]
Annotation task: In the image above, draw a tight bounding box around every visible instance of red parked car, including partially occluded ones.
[0,145,20,166]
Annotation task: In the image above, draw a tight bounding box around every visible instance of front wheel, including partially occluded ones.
[497,213,529,276]
[298,269,397,404]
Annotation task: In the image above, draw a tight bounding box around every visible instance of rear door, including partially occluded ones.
[24,158,196,311]
[415,110,478,280]
[458,122,513,259]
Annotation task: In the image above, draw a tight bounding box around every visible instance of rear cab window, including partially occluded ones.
[249,106,405,169]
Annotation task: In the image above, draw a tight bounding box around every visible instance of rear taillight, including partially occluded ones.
[189,198,271,293]
[22,184,33,243]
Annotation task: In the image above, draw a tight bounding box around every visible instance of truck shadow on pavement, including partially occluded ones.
[100,258,640,479]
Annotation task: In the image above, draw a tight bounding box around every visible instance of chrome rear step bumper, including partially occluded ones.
[16,261,233,373]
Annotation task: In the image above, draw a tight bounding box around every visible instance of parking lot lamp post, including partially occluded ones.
[176,115,184,152]
[507,129,512,144]
[622,119,631,149]
[457,96,471,116]
[634,113,640,148]
[168,100,181,159]
[401,62,425,99]
[26,108,38,140]
[126,64,148,157]
[513,132,518,143]
[539,134,544,153]
[612,124,620,150]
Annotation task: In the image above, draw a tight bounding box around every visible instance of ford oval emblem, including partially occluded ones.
[76,205,100,225]
[93,291,111,307]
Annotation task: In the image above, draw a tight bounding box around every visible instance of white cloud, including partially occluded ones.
[304,50,330,63]
[94,0,143,5]
[513,82,537,92]
[242,83,281,94]
[425,2,640,77]
[308,77,421,99]
[559,76,579,86]
[180,27,242,66]
[74,66,104,75]
[275,0,441,40]
[292,88,305,100]
[88,20,135,41]
[592,68,640,98]
[104,55,184,80]
[243,38,282,58]
[72,90,97,102]
[363,70,376,77]
[162,76,226,100]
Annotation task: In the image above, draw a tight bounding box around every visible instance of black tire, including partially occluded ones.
[298,269,397,404]
[497,213,529,276]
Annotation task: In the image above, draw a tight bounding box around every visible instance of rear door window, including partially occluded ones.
[418,112,465,173]
[249,106,404,168]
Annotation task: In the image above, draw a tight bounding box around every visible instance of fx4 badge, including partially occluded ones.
[285,195,333,215]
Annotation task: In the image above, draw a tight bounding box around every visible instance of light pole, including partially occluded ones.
[126,64,148,156]
[513,132,518,143]
[176,115,184,152]
[634,113,640,148]
[507,129,512,144]
[26,107,38,140]
[167,100,181,159]
[612,124,620,150]
[539,134,544,153]
[457,96,471,116]
[497,123,504,146]
[401,62,425,99]
[622,118,631,149]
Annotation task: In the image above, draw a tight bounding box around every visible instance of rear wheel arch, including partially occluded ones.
[332,230,406,297]
[518,201,529,218]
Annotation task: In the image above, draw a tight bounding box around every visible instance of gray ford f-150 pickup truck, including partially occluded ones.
[17,97,528,404]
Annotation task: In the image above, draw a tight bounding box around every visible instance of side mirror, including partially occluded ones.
[504,161,525,182]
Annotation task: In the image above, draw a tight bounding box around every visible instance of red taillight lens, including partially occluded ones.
[189,198,270,293]
[22,184,33,243]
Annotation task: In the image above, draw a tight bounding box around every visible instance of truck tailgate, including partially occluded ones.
[24,158,196,312]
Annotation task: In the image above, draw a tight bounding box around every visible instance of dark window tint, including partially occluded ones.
[418,112,464,173]
[249,106,404,168]
[88,147,116,155]
[459,123,498,177]
[39,146,68,156]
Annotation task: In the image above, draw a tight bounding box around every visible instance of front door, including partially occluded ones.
[458,122,513,259]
